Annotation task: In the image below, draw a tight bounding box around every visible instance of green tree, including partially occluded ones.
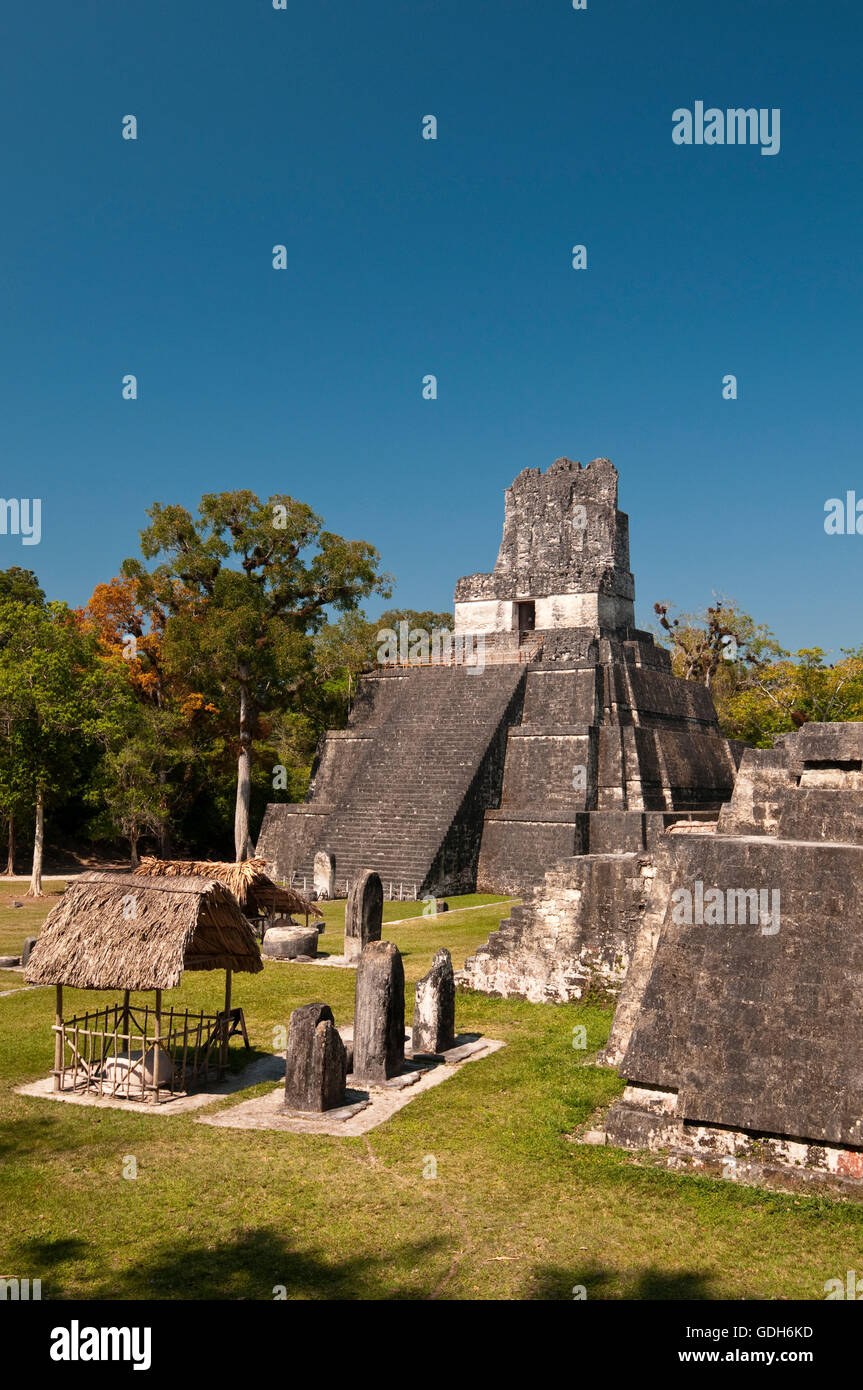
[0,567,46,606]
[653,597,784,688]
[86,704,174,867]
[0,568,47,871]
[718,647,863,746]
[0,600,106,895]
[123,491,391,859]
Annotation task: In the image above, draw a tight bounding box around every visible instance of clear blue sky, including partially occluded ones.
[2,0,861,654]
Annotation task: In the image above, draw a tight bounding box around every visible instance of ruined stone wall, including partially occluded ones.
[461,853,655,1003]
[595,723,863,1187]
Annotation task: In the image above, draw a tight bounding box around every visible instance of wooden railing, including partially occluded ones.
[52,1002,233,1103]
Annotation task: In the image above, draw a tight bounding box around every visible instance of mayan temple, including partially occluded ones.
[258,458,742,950]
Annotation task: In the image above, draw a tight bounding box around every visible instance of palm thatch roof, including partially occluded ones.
[134,857,323,918]
[24,872,264,991]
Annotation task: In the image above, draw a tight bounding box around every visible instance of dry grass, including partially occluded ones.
[135,857,322,919]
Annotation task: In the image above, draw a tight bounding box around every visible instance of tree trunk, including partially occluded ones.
[234,666,253,861]
[158,770,171,858]
[130,831,139,870]
[3,814,13,876]
[28,790,44,897]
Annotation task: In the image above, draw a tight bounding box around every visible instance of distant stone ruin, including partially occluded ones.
[257,457,741,899]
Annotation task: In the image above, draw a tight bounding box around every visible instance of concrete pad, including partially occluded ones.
[14,1031,503,1133]
[15,1052,285,1116]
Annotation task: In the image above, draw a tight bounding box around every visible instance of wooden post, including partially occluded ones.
[121,990,130,1051]
[53,984,63,1092]
[220,969,232,1077]
[153,989,162,1098]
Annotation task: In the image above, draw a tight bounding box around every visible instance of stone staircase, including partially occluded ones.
[459,852,653,1002]
[257,662,529,894]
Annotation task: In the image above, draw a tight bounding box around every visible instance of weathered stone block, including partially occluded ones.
[284,1002,347,1112]
[313,850,336,900]
[412,948,456,1054]
[262,925,319,960]
[344,869,383,961]
[352,941,405,1082]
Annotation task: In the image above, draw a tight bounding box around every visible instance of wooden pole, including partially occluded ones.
[220,969,232,1076]
[121,990,130,1052]
[153,988,162,1098]
[53,984,63,1092]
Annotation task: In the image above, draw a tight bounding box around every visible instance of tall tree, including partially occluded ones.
[0,567,45,606]
[0,600,105,895]
[86,706,173,867]
[0,568,47,872]
[122,492,391,859]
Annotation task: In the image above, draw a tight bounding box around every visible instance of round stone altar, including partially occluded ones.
[262,925,320,961]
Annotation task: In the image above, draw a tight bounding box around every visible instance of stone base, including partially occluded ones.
[588,1084,863,1199]
[199,1032,505,1136]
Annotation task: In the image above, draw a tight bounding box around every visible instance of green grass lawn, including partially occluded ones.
[1,891,862,1301]
[0,880,67,957]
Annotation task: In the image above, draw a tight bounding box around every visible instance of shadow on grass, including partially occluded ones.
[17,1226,451,1301]
[0,1112,60,1158]
[17,1236,89,1265]
[529,1262,716,1301]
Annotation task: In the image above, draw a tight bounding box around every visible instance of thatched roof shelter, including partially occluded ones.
[134,856,323,919]
[24,872,263,992]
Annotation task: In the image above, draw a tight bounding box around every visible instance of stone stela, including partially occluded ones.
[412,948,456,1055]
[283,1002,347,1114]
[352,941,405,1084]
[344,869,383,962]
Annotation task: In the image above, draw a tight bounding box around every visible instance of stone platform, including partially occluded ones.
[198,1032,504,1136]
[16,1032,502,1131]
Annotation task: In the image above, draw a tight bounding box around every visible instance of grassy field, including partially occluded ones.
[0,880,68,959]
[2,891,862,1301]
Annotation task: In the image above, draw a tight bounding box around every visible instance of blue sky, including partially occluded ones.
[1,0,861,654]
